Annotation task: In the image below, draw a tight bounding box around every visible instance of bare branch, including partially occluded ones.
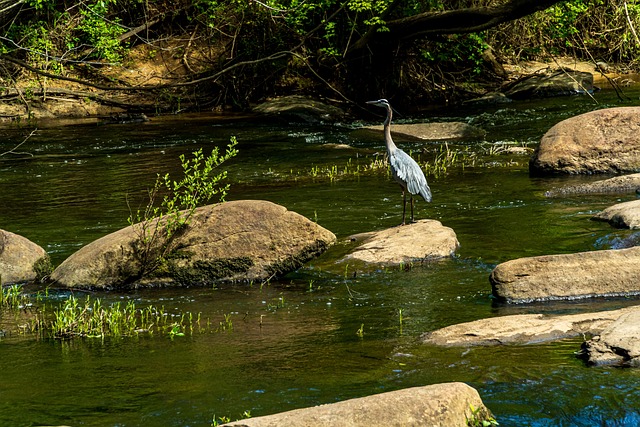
[0,128,36,157]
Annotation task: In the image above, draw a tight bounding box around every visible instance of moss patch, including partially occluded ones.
[168,257,254,286]
[33,255,53,281]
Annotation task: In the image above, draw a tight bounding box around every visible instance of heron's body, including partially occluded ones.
[367,98,432,224]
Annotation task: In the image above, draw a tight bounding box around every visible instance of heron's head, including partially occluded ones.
[366,99,391,109]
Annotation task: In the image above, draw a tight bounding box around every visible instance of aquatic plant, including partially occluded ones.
[216,313,233,332]
[467,404,499,427]
[48,294,216,340]
[356,323,365,338]
[0,284,29,309]
[50,295,143,339]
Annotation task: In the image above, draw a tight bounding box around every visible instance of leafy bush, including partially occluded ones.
[128,137,239,279]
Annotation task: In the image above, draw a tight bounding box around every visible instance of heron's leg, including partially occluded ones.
[410,196,415,222]
[401,190,407,225]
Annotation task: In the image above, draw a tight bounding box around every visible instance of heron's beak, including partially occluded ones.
[366,100,376,105]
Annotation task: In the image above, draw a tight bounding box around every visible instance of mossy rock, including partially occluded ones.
[50,200,337,289]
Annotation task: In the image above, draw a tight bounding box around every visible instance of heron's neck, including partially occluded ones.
[384,105,397,153]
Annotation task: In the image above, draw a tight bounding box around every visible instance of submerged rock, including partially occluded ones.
[545,173,640,197]
[580,308,640,366]
[361,122,486,141]
[490,247,640,303]
[422,307,633,347]
[51,200,336,289]
[0,229,50,285]
[592,199,640,229]
[342,220,459,265]
[221,382,493,427]
[530,107,640,175]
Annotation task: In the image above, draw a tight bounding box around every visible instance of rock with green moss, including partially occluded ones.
[0,229,49,285]
[50,200,337,289]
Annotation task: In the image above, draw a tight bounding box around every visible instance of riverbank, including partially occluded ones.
[0,48,632,124]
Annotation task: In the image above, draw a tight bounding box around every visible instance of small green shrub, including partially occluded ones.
[128,136,239,280]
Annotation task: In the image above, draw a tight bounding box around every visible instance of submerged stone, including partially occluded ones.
[51,200,337,289]
[221,382,493,427]
[545,173,640,197]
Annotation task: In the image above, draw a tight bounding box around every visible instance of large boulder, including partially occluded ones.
[530,107,640,175]
[0,229,49,285]
[222,383,493,427]
[592,199,640,229]
[545,173,640,197]
[342,220,459,265]
[490,247,640,303]
[51,200,336,289]
[422,306,634,347]
[580,308,640,366]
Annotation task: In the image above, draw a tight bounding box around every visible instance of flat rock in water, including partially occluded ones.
[422,306,634,347]
[51,200,337,289]
[530,107,640,175]
[503,69,593,99]
[342,220,459,265]
[545,173,640,197]
[490,247,640,303]
[0,229,48,285]
[581,307,640,366]
[592,199,640,229]
[361,122,486,141]
[252,96,345,123]
[221,382,493,427]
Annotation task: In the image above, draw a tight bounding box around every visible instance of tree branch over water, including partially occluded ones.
[0,128,36,157]
[349,0,566,52]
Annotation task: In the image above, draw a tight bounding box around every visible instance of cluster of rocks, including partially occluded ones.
[1,200,459,289]
[4,72,639,423]
[429,104,640,368]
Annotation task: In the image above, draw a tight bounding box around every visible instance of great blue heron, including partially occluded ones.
[367,98,432,225]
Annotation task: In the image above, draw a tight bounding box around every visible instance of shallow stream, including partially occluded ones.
[1,87,640,426]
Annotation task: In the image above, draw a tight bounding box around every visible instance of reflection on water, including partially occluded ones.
[1,89,640,426]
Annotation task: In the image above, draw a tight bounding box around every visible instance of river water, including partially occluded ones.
[1,87,640,426]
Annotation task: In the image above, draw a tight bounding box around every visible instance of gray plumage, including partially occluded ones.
[367,98,432,224]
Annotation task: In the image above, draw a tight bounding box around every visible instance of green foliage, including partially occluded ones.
[51,295,142,339]
[48,294,219,339]
[467,404,499,427]
[78,1,128,62]
[3,0,130,65]
[422,33,489,75]
[1,284,29,309]
[128,137,239,280]
[546,1,591,45]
